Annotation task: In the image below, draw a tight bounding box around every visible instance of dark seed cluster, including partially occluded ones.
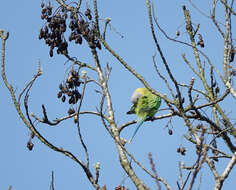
[68,9,101,50]
[57,69,82,105]
[177,146,186,155]
[39,2,102,58]
[39,2,68,57]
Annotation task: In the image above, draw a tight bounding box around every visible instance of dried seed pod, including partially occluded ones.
[41,8,47,14]
[68,82,73,89]
[41,14,45,20]
[44,26,49,33]
[67,90,73,96]
[85,8,91,16]
[177,147,181,153]
[39,33,43,40]
[197,40,204,48]
[74,90,81,100]
[61,95,66,102]
[96,41,101,50]
[27,141,34,151]
[57,91,63,98]
[69,35,73,42]
[177,147,186,155]
[73,95,78,104]
[69,96,74,104]
[45,38,50,45]
[59,83,63,90]
[41,2,45,8]
[85,9,92,20]
[47,6,52,15]
[230,47,235,62]
[69,20,75,30]
[168,129,173,135]
[197,34,204,48]
[215,86,220,94]
[49,48,53,57]
[68,108,75,115]
[75,35,82,44]
[56,48,61,54]
[88,41,96,49]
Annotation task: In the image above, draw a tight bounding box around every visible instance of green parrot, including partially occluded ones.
[127,88,161,143]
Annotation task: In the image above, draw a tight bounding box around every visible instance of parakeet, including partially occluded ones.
[127,88,161,143]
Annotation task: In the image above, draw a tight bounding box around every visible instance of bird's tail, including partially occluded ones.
[128,117,146,143]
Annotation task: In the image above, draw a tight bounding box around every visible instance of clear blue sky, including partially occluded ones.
[1,0,235,189]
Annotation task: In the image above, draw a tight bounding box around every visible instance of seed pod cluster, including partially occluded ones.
[39,2,68,57]
[39,3,101,57]
[57,69,82,105]
[68,8,101,50]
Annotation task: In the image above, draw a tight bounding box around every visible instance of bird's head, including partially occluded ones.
[131,88,147,103]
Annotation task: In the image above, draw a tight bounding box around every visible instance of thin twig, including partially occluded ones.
[148,153,161,190]
[76,77,90,168]
[153,53,175,99]
[50,171,55,190]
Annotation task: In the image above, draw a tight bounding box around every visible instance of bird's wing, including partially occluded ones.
[137,96,150,115]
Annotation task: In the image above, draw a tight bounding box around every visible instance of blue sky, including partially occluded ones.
[1,0,236,189]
